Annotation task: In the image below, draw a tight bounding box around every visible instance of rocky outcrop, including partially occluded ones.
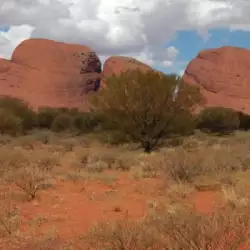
[102,56,152,85]
[0,38,102,110]
[183,46,250,113]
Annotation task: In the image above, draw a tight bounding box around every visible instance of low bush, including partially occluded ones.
[0,97,36,132]
[238,111,250,130]
[167,110,197,136]
[83,203,250,249]
[197,107,239,134]
[36,107,61,129]
[51,113,74,132]
[0,108,23,136]
[73,112,100,133]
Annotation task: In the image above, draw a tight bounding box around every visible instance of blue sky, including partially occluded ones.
[161,29,250,75]
[0,27,9,32]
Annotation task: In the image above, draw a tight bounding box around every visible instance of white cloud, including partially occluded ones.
[0,25,34,58]
[0,0,250,70]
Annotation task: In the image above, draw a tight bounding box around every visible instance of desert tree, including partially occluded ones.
[88,69,203,153]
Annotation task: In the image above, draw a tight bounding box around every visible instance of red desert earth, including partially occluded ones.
[0,169,221,249]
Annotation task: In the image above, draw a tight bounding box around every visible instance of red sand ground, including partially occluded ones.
[0,171,226,249]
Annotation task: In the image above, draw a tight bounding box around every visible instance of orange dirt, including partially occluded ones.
[0,171,223,249]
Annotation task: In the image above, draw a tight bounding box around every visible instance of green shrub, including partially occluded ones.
[237,111,250,130]
[0,97,36,132]
[67,108,80,116]
[0,108,23,136]
[36,107,61,129]
[51,114,74,132]
[37,107,82,129]
[73,112,100,133]
[167,110,197,136]
[197,107,239,134]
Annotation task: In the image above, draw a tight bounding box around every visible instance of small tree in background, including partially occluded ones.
[88,69,203,153]
[197,107,240,134]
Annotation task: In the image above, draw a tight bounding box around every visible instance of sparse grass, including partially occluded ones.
[130,159,159,179]
[0,147,30,178]
[29,216,50,227]
[2,131,250,248]
[66,169,118,185]
[10,166,48,201]
[82,202,250,249]
[75,148,134,173]
[166,182,195,201]
[0,189,20,236]
[29,150,61,172]
[158,132,250,186]
[222,186,249,209]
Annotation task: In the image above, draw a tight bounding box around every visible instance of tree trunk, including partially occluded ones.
[143,141,153,154]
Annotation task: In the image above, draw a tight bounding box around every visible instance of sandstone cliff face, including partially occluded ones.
[0,38,101,110]
[102,56,152,85]
[3,39,250,113]
[183,46,250,113]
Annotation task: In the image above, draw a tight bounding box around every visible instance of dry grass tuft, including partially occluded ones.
[9,166,48,201]
[0,189,20,236]
[82,202,250,249]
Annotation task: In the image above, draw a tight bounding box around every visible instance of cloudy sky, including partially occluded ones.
[0,0,250,75]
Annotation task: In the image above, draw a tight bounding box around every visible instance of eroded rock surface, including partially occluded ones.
[183,46,250,113]
[0,38,102,110]
[102,56,152,85]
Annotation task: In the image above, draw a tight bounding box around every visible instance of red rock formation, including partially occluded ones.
[183,46,250,113]
[102,56,152,85]
[0,38,101,110]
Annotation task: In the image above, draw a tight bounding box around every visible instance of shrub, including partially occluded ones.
[237,111,250,130]
[12,166,46,201]
[88,70,203,153]
[0,97,36,132]
[36,107,61,129]
[197,107,240,134]
[73,112,100,133]
[51,113,74,132]
[83,204,250,249]
[0,108,23,136]
[167,110,197,136]
[57,107,79,115]
[37,107,82,129]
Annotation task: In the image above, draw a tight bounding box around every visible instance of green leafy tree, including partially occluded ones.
[88,69,203,153]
